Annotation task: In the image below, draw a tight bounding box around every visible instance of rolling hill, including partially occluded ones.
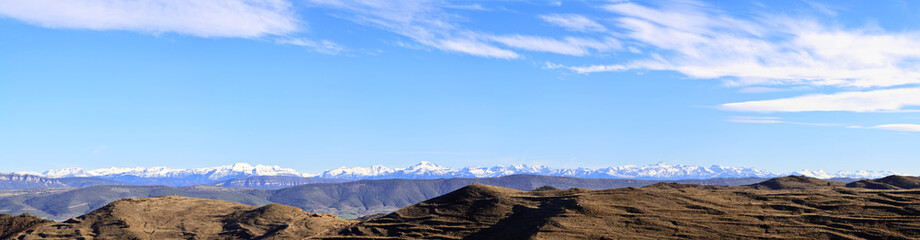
[6,175,920,239]
[0,185,271,221]
[14,196,352,239]
[334,182,920,239]
[0,174,769,220]
[846,175,920,189]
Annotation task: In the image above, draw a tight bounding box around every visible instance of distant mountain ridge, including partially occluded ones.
[30,163,306,179]
[0,173,127,190]
[16,163,308,186]
[317,161,783,180]
[12,162,899,186]
[7,175,920,239]
[0,174,68,190]
[0,174,770,221]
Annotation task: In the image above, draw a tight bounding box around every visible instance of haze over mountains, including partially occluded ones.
[9,162,898,187]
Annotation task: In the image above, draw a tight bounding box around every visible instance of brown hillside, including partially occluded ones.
[847,175,920,190]
[330,183,920,239]
[0,213,51,239]
[747,175,845,190]
[14,196,353,240]
[7,176,920,239]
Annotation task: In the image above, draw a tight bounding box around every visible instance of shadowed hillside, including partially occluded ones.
[267,175,768,218]
[847,175,920,189]
[0,213,50,239]
[0,175,840,221]
[5,175,920,239]
[746,175,845,190]
[332,183,920,239]
[0,185,271,221]
[13,196,353,240]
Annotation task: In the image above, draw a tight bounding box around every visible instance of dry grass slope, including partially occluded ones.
[0,214,51,239]
[746,175,846,190]
[5,176,920,240]
[13,196,353,240]
[330,183,920,239]
[847,175,920,190]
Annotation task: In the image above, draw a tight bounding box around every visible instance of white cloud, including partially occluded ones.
[725,116,841,126]
[721,88,920,113]
[276,38,346,55]
[803,0,839,16]
[737,87,790,93]
[544,62,630,73]
[490,35,620,56]
[305,0,519,59]
[550,0,920,89]
[444,3,487,11]
[849,124,920,132]
[0,0,299,38]
[540,14,607,32]
[306,0,623,59]
[726,116,783,124]
[440,38,519,59]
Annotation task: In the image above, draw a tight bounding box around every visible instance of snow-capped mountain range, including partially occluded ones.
[317,162,786,180]
[33,163,304,180]
[16,163,306,186]
[16,162,900,186]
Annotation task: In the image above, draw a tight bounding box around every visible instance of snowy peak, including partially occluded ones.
[312,162,902,180]
[28,162,903,185]
[321,165,395,179]
[587,163,774,179]
[203,163,303,179]
[792,169,898,179]
[39,163,307,180]
[405,161,444,171]
[398,161,455,175]
[41,168,90,178]
[315,162,784,180]
[457,164,556,178]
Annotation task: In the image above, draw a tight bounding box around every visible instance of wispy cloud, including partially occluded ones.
[439,38,519,59]
[721,88,920,113]
[540,14,607,32]
[803,0,840,16]
[544,62,630,72]
[848,124,920,132]
[490,35,620,56]
[305,0,520,58]
[736,87,792,93]
[305,0,624,59]
[276,38,346,55]
[0,0,299,38]
[443,3,488,11]
[549,0,920,90]
[726,116,842,126]
[726,116,784,124]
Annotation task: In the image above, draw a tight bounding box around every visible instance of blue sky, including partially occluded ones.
[2,0,920,174]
